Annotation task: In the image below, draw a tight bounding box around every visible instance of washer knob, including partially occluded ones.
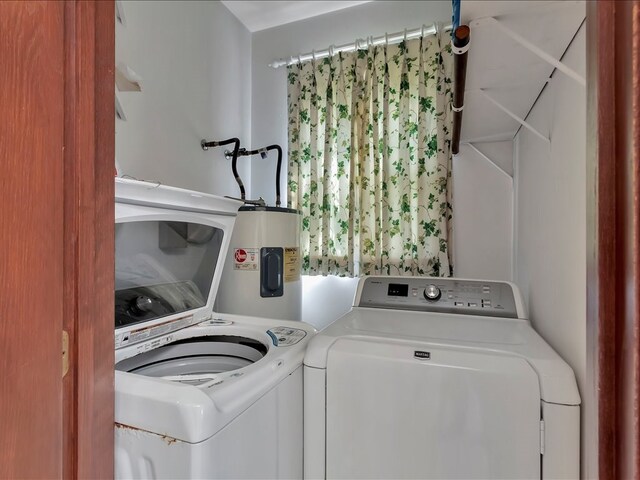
[423,284,441,301]
[134,295,154,313]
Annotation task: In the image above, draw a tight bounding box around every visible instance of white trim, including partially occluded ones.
[461,142,513,180]
[466,78,552,91]
[477,88,550,144]
[512,135,520,283]
[471,16,586,87]
[461,132,516,144]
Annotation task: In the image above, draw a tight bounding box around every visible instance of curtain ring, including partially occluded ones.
[384,32,388,46]
[421,25,425,37]
[403,28,407,42]
[329,45,335,57]
[298,55,302,65]
[434,22,440,35]
[312,49,316,62]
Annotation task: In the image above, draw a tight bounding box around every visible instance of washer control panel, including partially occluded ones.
[267,327,308,347]
[358,277,521,319]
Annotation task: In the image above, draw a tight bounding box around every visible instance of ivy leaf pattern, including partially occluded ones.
[287,33,453,277]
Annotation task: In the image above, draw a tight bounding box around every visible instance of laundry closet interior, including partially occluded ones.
[111,0,587,478]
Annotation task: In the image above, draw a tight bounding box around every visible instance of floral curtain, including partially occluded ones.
[287,31,453,277]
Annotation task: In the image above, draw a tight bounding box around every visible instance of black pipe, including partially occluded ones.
[201,138,244,199]
[237,144,283,207]
[452,25,470,155]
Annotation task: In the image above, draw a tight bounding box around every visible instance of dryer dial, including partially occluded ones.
[423,284,441,301]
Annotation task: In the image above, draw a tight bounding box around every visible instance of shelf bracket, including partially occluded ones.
[461,142,513,181]
[115,92,127,121]
[115,0,127,26]
[477,88,550,144]
[116,63,142,92]
[471,16,586,87]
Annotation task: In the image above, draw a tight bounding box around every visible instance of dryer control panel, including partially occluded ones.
[357,277,522,319]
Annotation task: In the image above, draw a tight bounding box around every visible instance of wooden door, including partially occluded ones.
[0,1,114,478]
[587,1,640,478]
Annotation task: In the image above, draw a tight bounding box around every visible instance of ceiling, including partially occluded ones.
[221,1,372,32]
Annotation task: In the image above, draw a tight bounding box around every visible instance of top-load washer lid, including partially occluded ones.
[114,178,243,348]
[115,335,268,385]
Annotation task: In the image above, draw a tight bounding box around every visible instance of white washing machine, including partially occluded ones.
[304,276,581,480]
[113,178,315,479]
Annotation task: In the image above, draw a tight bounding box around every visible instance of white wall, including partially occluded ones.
[514,22,586,472]
[250,1,453,328]
[452,142,513,281]
[302,276,359,330]
[116,1,251,197]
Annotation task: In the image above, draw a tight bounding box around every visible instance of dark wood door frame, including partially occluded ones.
[587,1,640,478]
[0,1,114,477]
[1,3,67,476]
[63,1,115,478]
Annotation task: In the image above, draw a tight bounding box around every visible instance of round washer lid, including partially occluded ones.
[116,335,267,385]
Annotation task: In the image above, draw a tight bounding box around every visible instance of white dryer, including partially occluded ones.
[113,178,315,479]
[304,276,580,480]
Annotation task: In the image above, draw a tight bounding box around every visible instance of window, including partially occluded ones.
[287,33,454,277]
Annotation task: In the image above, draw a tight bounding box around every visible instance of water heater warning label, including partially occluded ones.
[233,248,258,271]
[284,247,300,282]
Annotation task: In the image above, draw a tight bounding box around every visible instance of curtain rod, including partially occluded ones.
[268,22,453,69]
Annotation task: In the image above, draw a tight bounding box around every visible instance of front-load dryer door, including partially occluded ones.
[325,338,541,480]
